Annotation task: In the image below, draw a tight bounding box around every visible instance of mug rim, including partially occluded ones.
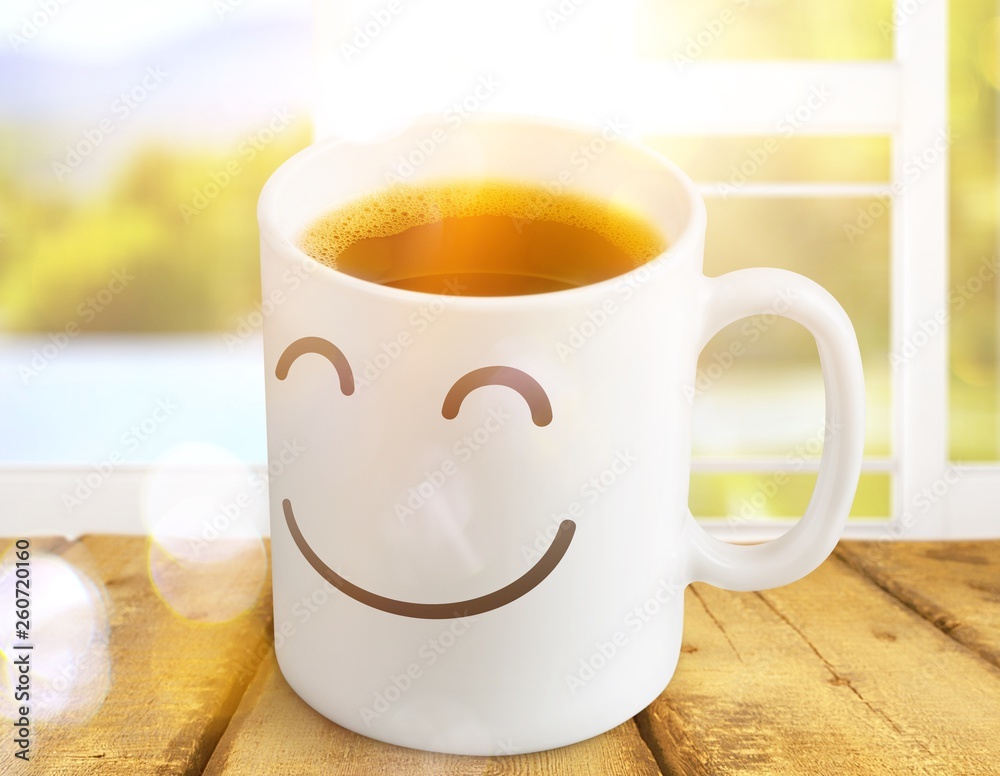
[258,113,708,309]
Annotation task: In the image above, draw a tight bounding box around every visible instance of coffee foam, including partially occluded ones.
[297,180,666,267]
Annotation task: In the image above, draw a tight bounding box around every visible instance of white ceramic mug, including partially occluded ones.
[258,116,865,756]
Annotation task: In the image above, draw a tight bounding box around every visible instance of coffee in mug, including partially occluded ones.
[297,180,667,296]
[258,116,865,756]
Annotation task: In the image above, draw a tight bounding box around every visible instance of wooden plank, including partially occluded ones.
[204,650,662,775]
[837,540,1000,670]
[1,535,74,556]
[19,535,273,775]
[635,555,1000,775]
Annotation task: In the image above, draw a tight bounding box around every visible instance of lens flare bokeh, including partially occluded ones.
[142,442,268,623]
[0,546,111,725]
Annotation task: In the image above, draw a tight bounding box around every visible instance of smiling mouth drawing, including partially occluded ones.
[283,499,576,619]
[276,338,573,618]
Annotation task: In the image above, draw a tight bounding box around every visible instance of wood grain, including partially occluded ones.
[16,535,273,775]
[635,555,1000,775]
[8,536,1000,774]
[837,540,1000,670]
[203,650,662,776]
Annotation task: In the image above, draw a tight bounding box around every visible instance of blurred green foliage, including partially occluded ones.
[638,0,894,60]
[0,0,996,485]
[0,122,311,332]
[949,0,999,460]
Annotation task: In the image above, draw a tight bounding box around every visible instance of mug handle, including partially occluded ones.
[686,268,866,591]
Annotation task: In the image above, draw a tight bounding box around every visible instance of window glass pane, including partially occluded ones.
[0,338,265,465]
[949,0,999,461]
[0,135,310,335]
[0,2,311,465]
[695,196,891,459]
[637,0,894,62]
[644,136,891,184]
[690,472,891,520]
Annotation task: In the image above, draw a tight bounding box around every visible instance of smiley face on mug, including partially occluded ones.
[276,335,576,620]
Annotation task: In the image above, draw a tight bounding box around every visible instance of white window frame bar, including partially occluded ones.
[689,0,962,540]
[691,1,993,540]
[312,1,962,539]
[890,0,950,538]
[10,0,996,539]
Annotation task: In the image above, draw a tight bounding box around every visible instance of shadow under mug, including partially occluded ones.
[257,115,866,756]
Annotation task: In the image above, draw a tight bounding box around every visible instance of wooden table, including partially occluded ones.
[10,537,999,775]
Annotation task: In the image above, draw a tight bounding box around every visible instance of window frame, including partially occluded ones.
[8,0,995,539]
[680,0,974,539]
